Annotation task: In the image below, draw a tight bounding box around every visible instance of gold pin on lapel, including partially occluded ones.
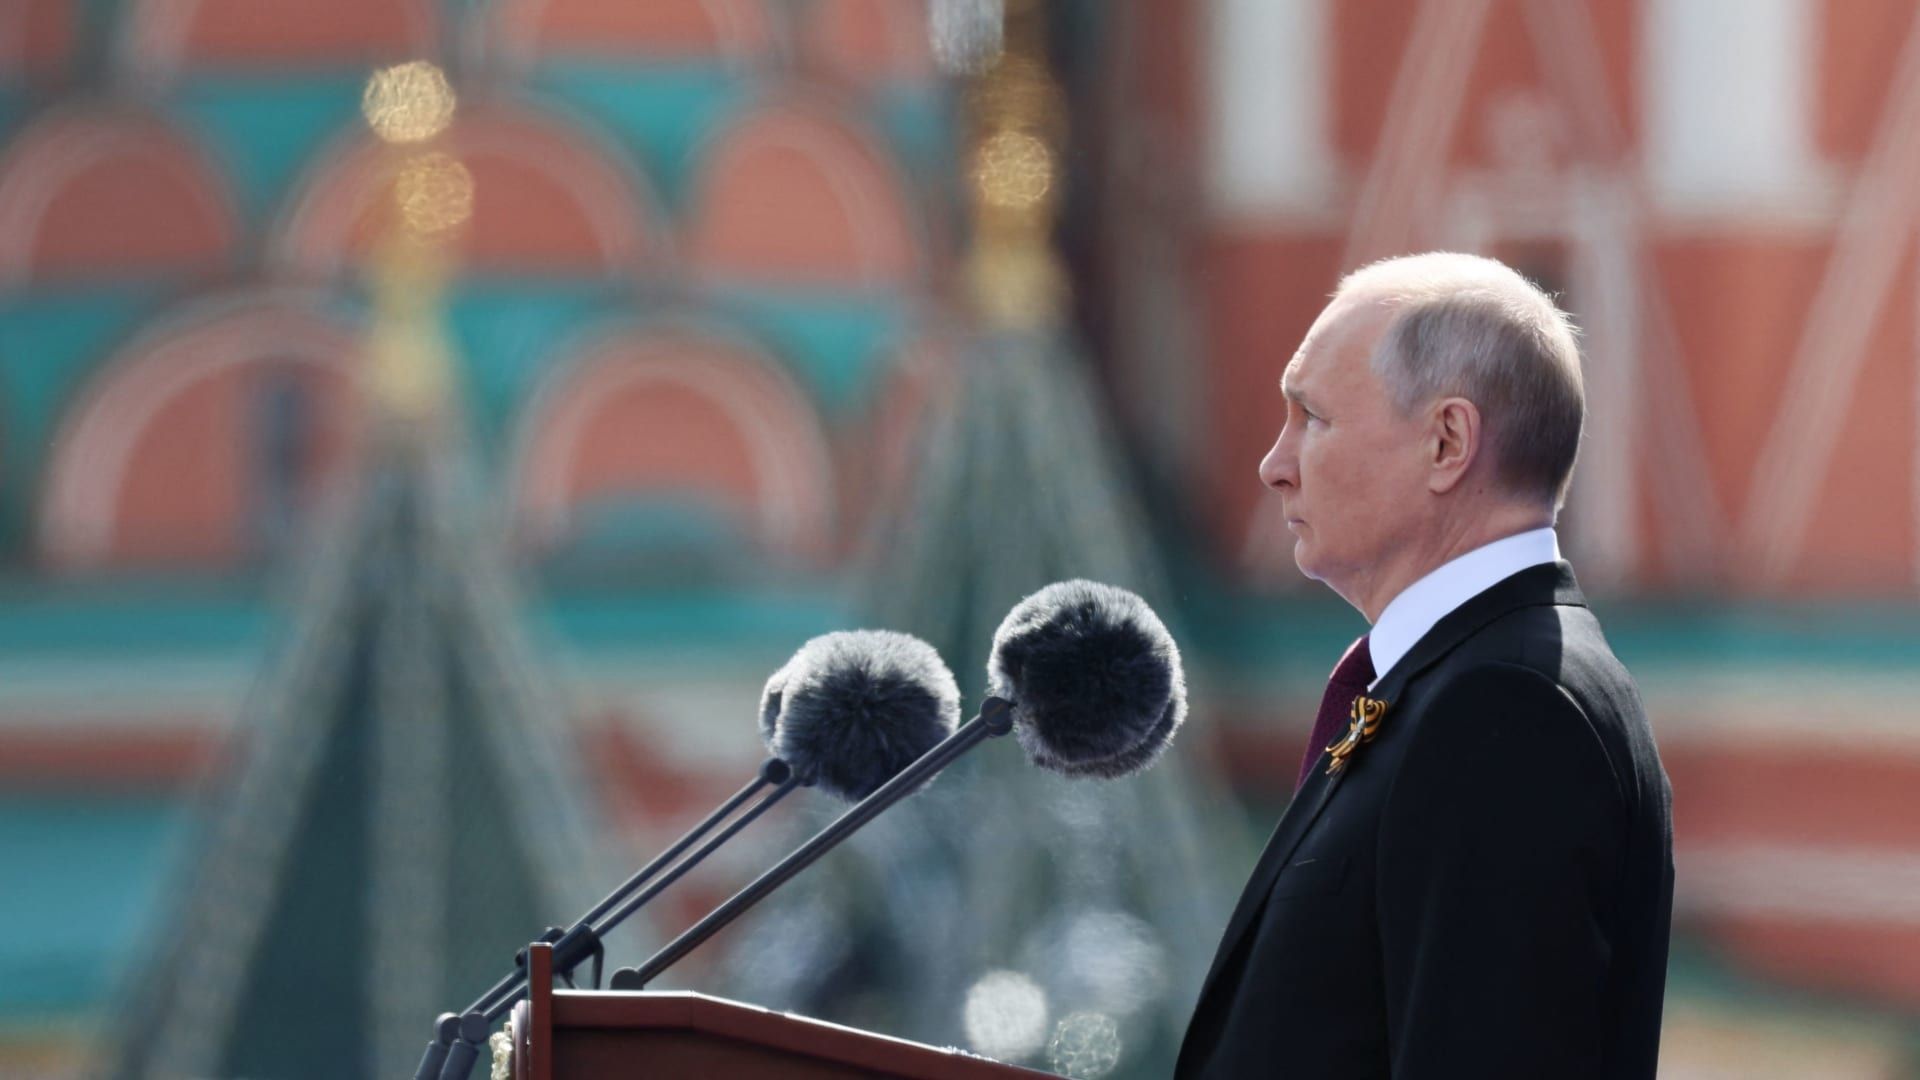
[1324,695,1389,777]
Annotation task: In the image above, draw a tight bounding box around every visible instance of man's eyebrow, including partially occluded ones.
[1279,379,1312,407]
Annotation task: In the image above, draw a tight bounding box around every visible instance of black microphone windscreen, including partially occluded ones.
[758,659,792,744]
[761,630,961,801]
[987,580,1187,778]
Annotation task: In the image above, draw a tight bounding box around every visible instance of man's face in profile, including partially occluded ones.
[1258,295,1432,604]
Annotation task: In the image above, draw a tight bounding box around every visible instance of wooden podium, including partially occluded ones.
[508,944,1058,1078]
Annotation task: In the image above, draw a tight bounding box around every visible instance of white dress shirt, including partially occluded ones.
[1367,527,1561,688]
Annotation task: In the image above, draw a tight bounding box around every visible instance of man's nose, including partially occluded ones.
[1259,434,1296,491]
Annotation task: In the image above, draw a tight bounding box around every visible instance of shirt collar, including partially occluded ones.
[1367,526,1561,688]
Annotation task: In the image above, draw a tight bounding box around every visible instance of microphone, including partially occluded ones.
[418,630,958,1080]
[989,578,1186,778]
[763,629,963,800]
[608,580,1185,991]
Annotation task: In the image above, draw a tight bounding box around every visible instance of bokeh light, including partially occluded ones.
[362,60,457,144]
[962,969,1049,1061]
[971,130,1054,211]
[1028,910,1167,1017]
[394,151,475,237]
[1048,1011,1121,1079]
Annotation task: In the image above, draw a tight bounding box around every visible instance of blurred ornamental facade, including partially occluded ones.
[0,1,1916,1077]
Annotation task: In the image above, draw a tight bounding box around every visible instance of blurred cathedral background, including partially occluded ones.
[1,0,1918,1077]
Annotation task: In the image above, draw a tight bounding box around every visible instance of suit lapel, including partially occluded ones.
[1191,561,1587,1017]
[1191,750,1349,1011]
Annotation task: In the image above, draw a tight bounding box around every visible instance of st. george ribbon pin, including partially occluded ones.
[1324,695,1389,777]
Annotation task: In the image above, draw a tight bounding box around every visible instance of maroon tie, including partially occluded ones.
[1295,634,1375,791]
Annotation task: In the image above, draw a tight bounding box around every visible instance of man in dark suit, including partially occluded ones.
[1177,253,1674,1078]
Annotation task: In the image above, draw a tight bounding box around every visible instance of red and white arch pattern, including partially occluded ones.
[121,0,437,75]
[0,105,237,286]
[275,98,668,279]
[512,319,835,561]
[490,0,776,68]
[798,0,937,87]
[40,292,363,570]
[685,95,924,288]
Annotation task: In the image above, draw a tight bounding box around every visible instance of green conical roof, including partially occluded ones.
[100,439,613,1080]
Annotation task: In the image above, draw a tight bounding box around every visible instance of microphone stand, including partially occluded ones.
[415,758,803,1080]
[609,698,1015,990]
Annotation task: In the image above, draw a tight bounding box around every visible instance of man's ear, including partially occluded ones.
[1427,397,1480,494]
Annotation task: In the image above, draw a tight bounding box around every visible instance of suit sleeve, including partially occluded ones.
[1375,662,1625,1079]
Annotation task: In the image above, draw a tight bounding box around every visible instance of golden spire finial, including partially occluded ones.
[958,3,1069,330]
[357,60,470,433]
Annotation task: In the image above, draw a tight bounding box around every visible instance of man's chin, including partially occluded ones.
[1291,543,1322,583]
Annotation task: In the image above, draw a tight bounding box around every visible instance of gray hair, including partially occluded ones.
[1337,252,1585,511]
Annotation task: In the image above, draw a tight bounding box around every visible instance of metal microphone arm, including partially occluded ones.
[415,757,802,1080]
[609,698,1016,990]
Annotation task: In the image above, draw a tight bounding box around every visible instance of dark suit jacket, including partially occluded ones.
[1177,561,1674,1079]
